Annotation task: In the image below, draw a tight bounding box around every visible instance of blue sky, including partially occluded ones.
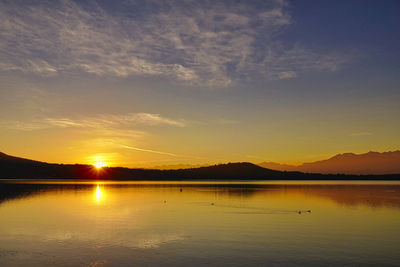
[0,0,399,167]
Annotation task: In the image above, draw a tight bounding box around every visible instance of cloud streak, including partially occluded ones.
[116,144,177,157]
[2,112,185,131]
[0,0,348,87]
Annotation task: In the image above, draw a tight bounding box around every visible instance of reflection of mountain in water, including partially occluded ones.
[0,183,91,204]
[1,182,400,209]
[276,184,400,208]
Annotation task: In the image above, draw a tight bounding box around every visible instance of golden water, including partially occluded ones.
[1,180,400,266]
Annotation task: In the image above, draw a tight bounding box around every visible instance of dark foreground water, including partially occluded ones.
[0,180,400,266]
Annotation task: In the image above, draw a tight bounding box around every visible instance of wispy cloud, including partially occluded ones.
[116,144,177,157]
[278,71,297,80]
[2,112,185,131]
[113,143,210,160]
[0,0,348,87]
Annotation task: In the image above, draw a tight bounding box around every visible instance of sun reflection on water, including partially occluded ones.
[94,184,105,204]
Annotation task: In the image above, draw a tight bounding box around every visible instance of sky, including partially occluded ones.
[0,0,399,167]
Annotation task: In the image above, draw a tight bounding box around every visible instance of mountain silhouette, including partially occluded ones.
[258,150,400,175]
[0,152,398,180]
[153,163,209,170]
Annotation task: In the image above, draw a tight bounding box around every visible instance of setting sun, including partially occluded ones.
[93,162,107,169]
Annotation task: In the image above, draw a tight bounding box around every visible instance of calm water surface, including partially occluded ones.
[1,180,400,266]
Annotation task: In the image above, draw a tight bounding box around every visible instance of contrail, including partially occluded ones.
[116,143,177,157]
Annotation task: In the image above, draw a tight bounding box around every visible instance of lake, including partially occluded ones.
[1,180,400,266]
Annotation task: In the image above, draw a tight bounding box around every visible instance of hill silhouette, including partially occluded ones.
[258,150,400,175]
[153,163,209,170]
[0,152,398,180]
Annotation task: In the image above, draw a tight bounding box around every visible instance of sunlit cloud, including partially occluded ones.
[93,129,147,139]
[0,0,348,87]
[121,113,185,127]
[278,71,297,79]
[2,113,185,131]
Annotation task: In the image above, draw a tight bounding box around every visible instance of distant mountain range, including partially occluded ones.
[0,152,398,180]
[258,150,400,175]
[153,163,209,170]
